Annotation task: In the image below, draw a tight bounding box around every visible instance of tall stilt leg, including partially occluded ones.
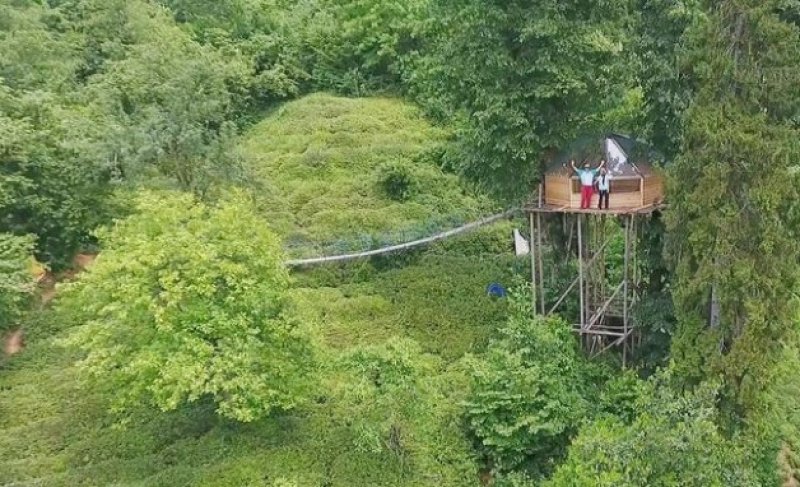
[537,212,545,314]
[577,215,585,333]
[623,215,631,368]
[565,217,574,262]
[530,212,537,316]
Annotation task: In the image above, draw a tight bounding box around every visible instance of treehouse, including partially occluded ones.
[541,134,665,212]
[525,134,666,365]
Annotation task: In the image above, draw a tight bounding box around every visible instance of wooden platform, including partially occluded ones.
[524,203,665,216]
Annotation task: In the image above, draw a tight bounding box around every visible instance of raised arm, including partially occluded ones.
[570,159,578,173]
[598,159,606,170]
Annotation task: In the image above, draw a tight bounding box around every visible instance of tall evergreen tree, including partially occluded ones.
[636,0,701,157]
[667,0,800,415]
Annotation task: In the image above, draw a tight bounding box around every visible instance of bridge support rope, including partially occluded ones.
[285,208,519,267]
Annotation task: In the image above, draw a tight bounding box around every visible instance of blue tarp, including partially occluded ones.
[486,283,507,298]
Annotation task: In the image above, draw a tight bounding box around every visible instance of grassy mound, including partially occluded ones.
[0,94,520,486]
[240,93,493,257]
[241,94,515,359]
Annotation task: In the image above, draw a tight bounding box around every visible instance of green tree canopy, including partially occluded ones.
[61,192,316,422]
[546,379,757,487]
[78,2,251,194]
[0,233,36,332]
[666,0,800,414]
[409,0,633,198]
[0,84,111,266]
[464,293,592,476]
[635,0,702,156]
[0,0,78,91]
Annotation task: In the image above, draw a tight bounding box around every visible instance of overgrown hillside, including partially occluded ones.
[243,94,513,358]
[0,95,515,486]
[241,94,494,255]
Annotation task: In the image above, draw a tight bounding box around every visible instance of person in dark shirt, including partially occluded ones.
[597,167,611,210]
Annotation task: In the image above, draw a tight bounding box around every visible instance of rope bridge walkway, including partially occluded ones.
[285,208,518,267]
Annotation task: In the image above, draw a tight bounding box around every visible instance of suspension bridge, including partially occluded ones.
[284,208,519,267]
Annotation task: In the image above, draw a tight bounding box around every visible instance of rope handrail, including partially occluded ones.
[285,208,519,267]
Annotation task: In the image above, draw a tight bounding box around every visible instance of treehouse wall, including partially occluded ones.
[643,175,665,206]
[543,173,665,210]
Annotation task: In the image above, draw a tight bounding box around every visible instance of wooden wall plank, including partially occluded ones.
[544,174,664,210]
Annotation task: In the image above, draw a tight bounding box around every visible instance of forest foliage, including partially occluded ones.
[2,0,800,485]
[59,192,315,422]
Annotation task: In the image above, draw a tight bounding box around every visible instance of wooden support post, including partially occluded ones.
[639,176,645,208]
[537,212,545,314]
[577,215,585,332]
[633,217,639,303]
[537,184,546,315]
[565,216,574,262]
[530,212,537,315]
[623,215,631,368]
[538,183,544,208]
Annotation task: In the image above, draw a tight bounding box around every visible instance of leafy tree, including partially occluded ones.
[546,379,757,487]
[157,0,308,112]
[0,0,78,91]
[293,0,429,95]
[666,0,800,415]
[61,192,315,422]
[408,0,633,198]
[314,337,477,482]
[0,84,111,266]
[80,3,251,194]
[464,290,591,476]
[0,233,36,332]
[158,0,273,36]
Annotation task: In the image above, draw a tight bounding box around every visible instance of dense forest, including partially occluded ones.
[2,0,800,485]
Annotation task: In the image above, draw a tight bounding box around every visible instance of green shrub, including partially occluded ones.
[464,291,591,475]
[546,378,757,487]
[377,162,417,201]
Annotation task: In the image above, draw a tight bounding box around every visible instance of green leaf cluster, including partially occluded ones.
[0,233,35,332]
[547,378,757,487]
[60,192,316,422]
[464,296,591,476]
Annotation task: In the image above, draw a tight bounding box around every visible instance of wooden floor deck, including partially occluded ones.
[524,203,665,216]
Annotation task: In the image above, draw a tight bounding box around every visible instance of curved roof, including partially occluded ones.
[545,133,664,178]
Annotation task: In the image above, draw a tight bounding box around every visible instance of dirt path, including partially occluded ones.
[780,444,799,487]
[2,329,24,357]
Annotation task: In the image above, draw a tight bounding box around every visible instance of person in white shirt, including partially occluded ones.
[597,167,611,209]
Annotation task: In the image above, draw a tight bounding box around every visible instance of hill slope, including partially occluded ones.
[241,93,493,257]
[0,95,517,487]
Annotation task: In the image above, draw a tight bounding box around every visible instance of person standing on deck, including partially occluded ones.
[571,159,606,209]
[597,166,611,210]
